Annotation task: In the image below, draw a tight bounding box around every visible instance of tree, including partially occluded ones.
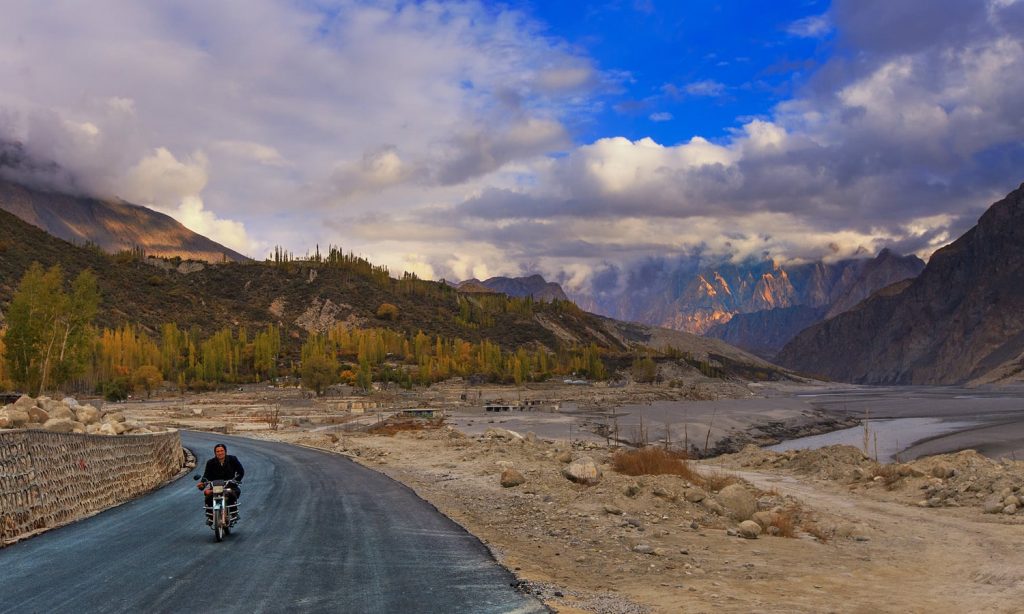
[132,365,164,398]
[300,335,338,395]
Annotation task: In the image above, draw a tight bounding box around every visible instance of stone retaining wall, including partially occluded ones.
[0,429,184,544]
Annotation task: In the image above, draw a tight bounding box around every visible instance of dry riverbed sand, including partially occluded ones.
[244,425,1024,614]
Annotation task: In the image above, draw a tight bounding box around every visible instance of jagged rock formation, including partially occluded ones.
[776,183,1024,385]
[574,252,924,352]
[464,274,570,302]
[0,179,247,262]
[706,250,925,357]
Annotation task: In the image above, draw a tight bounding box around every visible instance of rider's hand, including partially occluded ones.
[196,482,205,490]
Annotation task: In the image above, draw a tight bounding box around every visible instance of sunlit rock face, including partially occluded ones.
[777,183,1024,385]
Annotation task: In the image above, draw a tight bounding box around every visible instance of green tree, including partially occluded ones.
[300,335,338,395]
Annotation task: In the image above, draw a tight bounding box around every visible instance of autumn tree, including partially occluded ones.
[132,365,164,398]
[300,334,338,395]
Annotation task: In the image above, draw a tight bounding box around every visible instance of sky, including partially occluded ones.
[1,0,1023,292]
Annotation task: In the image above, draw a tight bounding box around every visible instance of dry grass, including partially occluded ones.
[612,447,701,482]
[367,418,445,437]
[701,471,739,492]
[871,464,903,490]
[769,511,797,538]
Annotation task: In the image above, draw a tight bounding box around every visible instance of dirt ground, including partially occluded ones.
[123,387,1024,613]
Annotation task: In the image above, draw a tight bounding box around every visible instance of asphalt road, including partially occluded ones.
[0,432,546,614]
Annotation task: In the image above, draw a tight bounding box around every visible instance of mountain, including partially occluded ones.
[464,274,570,302]
[572,252,924,343]
[776,183,1024,385]
[704,249,925,357]
[0,178,247,262]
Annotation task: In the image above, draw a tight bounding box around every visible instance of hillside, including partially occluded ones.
[0,208,786,381]
[0,178,247,262]
[776,183,1024,385]
[466,275,570,302]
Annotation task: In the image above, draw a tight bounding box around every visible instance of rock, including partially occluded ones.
[42,418,78,433]
[632,544,655,554]
[562,456,601,485]
[738,520,762,539]
[555,450,573,464]
[717,484,757,521]
[524,431,538,444]
[98,423,119,436]
[625,517,643,529]
[500,468,526,488]
[485,427,523,441]
[652,486,676,501]
[931,464,955,479]
[684,488,707,503]
[751,511,776,531]
[62,397,80,408]
[983,496,1005,514]
[103,412,126,424]
[26,405,49,424]
[86,423,102,434]
[624,482,642,497]
[927,497,943,508]
[1003,504,1018,515]
[603,505,623,515]
[107,420,128,435]
[0,409,30,428]
[75,405,101,425]
[1004,495,1021,507]
[13,395,35,411]
[704,499,726,516]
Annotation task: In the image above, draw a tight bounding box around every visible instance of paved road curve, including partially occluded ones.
[0,432,546,613]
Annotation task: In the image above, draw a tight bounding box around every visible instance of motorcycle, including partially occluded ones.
[193,474,240,542]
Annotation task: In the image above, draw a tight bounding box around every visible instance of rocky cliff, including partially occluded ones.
[0,179,247,262]
[776,183,1024,385]
[705,250,925,357]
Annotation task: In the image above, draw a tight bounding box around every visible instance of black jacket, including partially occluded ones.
[201,455,245,483]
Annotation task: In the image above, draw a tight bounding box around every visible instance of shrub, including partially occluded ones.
[103,377,130,402]
[612,447,700,481]
[769,511,797,538]
[376,303,400,320]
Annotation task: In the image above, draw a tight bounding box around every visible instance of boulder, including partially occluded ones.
[717,484,757,521]
[500,468,526,488]
[562,456,602,485]
[75,405,101,425]
[525,431,538,444]
[555,450,573,464]
[86,423,102,434]
[42,418,78,433]
[98,423,119,436]
[103,412,127,423]
[46,403,76,421]
[738,520,762,539]
[603,505,623,515]
[632,544,655,554]
[751,511,777,531]
[703,499,726,516]
[26,405,49,424]
[684,488,707,503]
[1003,504,1018,515]
[624,482,641,497]
[983,496,1005,514]
[1,408,31,428]
[1004,495,1021,508]
[62,397,81,408]
[107,421,128,435]
[931,464,955,479]
[13,395,35,411]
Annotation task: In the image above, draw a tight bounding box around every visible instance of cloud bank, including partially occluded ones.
[1,0,1022,293]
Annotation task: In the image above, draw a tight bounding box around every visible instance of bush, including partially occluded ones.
[103,377,130,402]
[376,303,400,320]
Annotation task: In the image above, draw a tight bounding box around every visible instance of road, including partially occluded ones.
[0,432,546,614]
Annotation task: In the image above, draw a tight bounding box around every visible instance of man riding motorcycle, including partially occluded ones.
[196,443,245,516]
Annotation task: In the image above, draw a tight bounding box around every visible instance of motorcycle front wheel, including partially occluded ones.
[214,513,224,542]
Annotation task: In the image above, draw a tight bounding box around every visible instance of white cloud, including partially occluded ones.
[787,15,832,38]
[649,112,673,122]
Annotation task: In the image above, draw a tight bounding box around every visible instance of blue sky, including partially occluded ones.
[1,0,1023,290]
[522,0,832,145]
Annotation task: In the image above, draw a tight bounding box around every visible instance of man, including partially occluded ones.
[197,443,245,518]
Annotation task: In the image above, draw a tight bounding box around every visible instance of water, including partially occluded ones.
[768,417,981,462]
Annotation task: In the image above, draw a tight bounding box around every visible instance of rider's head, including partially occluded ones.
[214,443,227,461]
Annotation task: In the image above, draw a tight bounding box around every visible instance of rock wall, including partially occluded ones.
[0,429,184,545]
